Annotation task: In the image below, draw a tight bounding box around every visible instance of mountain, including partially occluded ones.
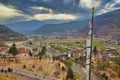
[5,19,70,35]
[80,9,120,36]
[5,20,45,35]
[42,19,72,24]
[0,24,20,37]
[93,9,120,37]
[34,20,89,35]
[34,9,120,37]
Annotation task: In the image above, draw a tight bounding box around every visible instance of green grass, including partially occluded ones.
[93,41,120,52]
[93,42,106,51]
[74,73,81,80]
[63,43,73,47]
[64,59,73,67]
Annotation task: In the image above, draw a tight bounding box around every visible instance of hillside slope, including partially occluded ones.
[0,24,20,37]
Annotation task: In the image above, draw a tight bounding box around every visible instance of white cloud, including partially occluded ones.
[0,4,22,18]
[29,6,78,20]
[32,6,49,11]
[0,4,36,24]
[96,0,120,15]
[33,13,78,20]
[115,0,120,3]
[96,8,118,15]
[31,6,78,20]
[0,4,78,23]
[79,0,101,8]
[31,6,53,14]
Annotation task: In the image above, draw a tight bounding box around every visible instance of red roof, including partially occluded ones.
[0,49,8,52]
[19,50,28,54]
[76,48,83,51]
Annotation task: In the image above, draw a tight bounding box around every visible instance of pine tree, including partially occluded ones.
[93,46,98,58]
[29,40,32,45]
[38,46,46,59]
[9,43,18,57]
[29,51,32,57]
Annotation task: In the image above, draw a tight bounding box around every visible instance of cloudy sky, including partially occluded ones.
[0,0,120,24]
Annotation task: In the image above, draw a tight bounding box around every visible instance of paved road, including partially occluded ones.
[72,61,104,80]
[72,62,86,80]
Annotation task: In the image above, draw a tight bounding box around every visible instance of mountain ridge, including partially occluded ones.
[5,20,45,35]
[5,19,72,35]
[34,9,120,37]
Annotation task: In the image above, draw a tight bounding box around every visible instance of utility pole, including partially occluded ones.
[86,7,94,80]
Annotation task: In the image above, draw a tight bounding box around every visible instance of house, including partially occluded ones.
[71,47,84,58]
[106,47,117,52]
[0,49,8,54]
[76,47,83,51]
[18,50,28,56]
[107,39,118,44]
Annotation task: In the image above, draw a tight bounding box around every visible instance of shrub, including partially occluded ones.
[32,65,35,68]
[64,59,73,67]
[66,68,74,80]
[102,73,108,80]
[62,66,65,71]
[23,65,26,69]
[98,61,110,70]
